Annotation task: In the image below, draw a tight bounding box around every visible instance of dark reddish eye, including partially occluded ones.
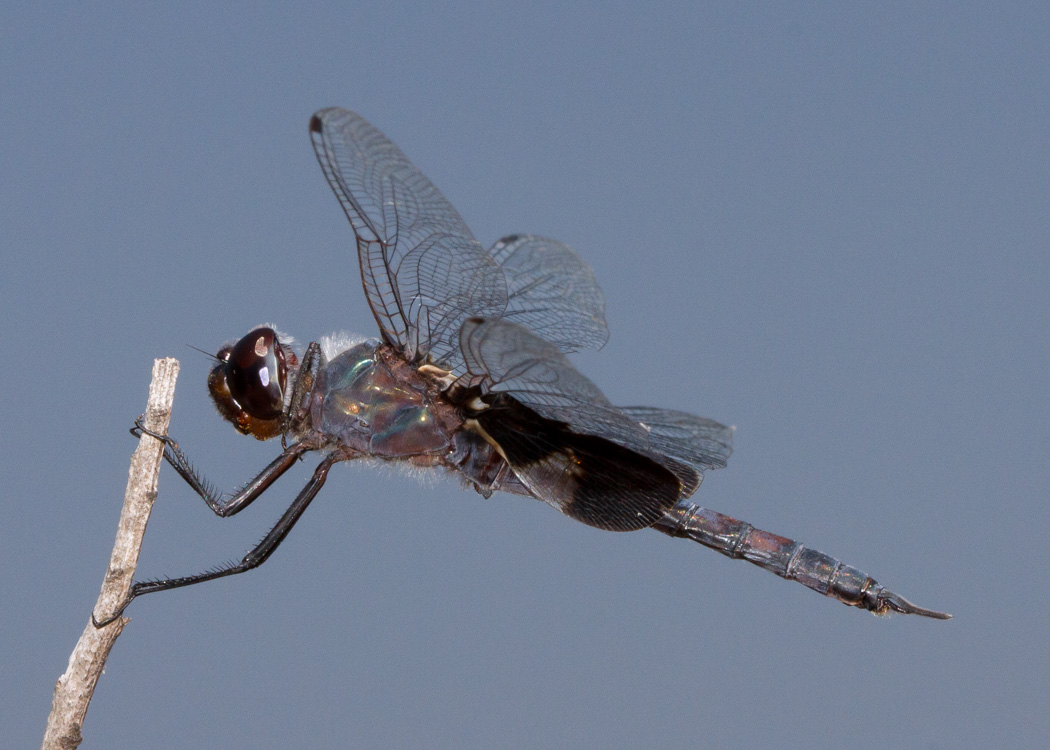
[223,327,287,420]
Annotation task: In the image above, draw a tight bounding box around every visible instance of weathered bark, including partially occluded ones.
[42,357,179,750]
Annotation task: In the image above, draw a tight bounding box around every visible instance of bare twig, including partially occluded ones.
[42,357,180,750]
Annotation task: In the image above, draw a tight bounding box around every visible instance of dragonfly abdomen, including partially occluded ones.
[653,503,951,619]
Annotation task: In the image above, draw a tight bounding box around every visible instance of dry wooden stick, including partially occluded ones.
[42,357,180,750]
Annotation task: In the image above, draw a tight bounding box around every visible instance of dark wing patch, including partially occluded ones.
[621,406,733,498]
[473,395,680,531]
[459,318,689,529]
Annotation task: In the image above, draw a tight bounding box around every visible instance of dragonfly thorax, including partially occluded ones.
[310,341,458,459]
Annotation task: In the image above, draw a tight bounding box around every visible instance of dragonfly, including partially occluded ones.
[94,108,950,627]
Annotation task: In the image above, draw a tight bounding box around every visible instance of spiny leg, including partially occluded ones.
[132,418,309,517]
[653,502,951,619]
[93,455,337,627]
[282,342,322,448]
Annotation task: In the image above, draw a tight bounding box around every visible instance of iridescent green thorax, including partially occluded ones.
[313,342,456,459]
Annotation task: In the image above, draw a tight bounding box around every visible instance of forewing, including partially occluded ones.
[460,317,649,451]
[459,317,681,530]
[310,108,507,372]
[488,234,608,352]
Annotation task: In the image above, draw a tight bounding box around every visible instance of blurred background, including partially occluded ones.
[5,3,1047,748]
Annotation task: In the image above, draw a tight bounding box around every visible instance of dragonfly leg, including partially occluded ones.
[93,454,337,627]
[653,503,951,619]
[282,341,323,448]
[131,417,309,517]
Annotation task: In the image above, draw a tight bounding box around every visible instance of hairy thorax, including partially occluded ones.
[305,341,463,464]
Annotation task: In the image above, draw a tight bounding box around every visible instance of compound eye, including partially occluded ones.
[224,327,287,420]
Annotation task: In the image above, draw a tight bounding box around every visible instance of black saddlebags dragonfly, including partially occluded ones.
[95,108,949,626]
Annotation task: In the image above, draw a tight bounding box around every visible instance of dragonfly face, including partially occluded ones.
[207,326,298,440]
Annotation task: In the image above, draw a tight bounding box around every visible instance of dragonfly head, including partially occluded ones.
[208,326,298,440]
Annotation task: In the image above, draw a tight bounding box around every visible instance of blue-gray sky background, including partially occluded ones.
[5,3,1046,748]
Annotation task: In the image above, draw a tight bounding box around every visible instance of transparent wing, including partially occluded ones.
[459,317,650,452]
[310,108,507,372]
[620,406,733,498]
[488,234,609,352]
